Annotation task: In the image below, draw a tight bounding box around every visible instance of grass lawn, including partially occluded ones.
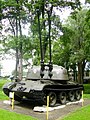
[0,79,9,100]
[0,109,38,120]
[83,84,90,99]
[0,79,38,120]
[61,105,90,120]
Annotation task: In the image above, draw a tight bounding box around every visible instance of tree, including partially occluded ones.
[0,0,83,80]
[60,8,90,83]
[29,0,82,64]
[0,0,31,80]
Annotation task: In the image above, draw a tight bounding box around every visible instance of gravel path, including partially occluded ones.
[0,99,90,120]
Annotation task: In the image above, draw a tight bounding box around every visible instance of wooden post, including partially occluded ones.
[11,92,14,110]
[82,91,84,106]
[46,96,49,120]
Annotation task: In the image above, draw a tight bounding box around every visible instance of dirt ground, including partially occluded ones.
[0,99,90,120]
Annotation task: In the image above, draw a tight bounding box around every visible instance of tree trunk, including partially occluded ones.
[15,46,19,79]
[15,18,19,80]
[82,60,86,82]
[18,18,23,81]
[78,62,83,84]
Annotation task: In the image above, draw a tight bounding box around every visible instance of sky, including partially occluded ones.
[0,0,86,76]
[1,59,15,76]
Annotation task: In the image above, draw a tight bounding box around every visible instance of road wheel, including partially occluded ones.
[75,90,81,100]
[68,91,75,102]
[48,92,57,107]
[59,92,66,104]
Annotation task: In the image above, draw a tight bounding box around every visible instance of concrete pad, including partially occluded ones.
[33,99,83,112]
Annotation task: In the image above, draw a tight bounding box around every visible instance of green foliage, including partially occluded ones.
[83,84,90,99]
[84,84,90,94]
[0,0,87,76]
[26,0,82,65]
[53,40,70,68]
[85,0,90,4]
[66,9,90,63]
[52,8,90,83]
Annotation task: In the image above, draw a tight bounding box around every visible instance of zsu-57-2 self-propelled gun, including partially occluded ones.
[3,6,84,106]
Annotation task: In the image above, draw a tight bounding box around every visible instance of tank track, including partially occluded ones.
[42,84,84,106]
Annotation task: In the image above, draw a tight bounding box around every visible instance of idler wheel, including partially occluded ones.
[68,91,75,102]
[75,90,81,100]
[48,92,57,107]
[59,92,66,104]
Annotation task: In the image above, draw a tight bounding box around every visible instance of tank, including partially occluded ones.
[3,65,84,106]
[3,8,84,106]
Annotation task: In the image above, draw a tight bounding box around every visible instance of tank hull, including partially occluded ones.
[3,79,84,106]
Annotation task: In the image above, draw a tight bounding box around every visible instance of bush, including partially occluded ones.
[84,84,90,94]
